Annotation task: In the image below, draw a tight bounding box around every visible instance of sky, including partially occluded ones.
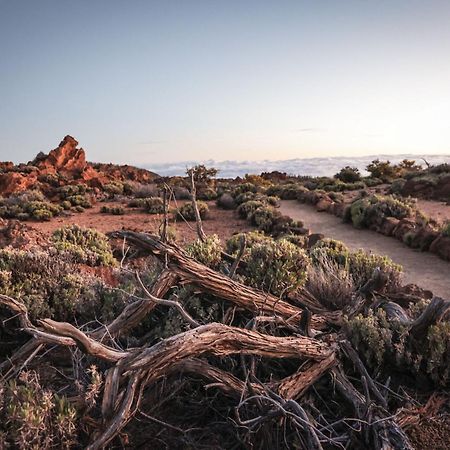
[1,0,450,167]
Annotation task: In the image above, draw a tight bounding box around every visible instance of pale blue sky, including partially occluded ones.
[1,0,450,165]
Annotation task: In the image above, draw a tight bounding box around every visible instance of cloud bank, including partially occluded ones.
[145,154,450,178]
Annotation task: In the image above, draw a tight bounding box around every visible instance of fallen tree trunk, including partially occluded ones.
[113,231,328,328]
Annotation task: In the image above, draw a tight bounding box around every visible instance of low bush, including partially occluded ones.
[216,193,236,210]
[173,186,191,200]
[389,178,406,194]
[103,181,124,196]
[226,231,272,259]
[265,183,301,199]
[100,205,125,215]
[52,225,117,267]
[176,201,209,221]
[0,371,78,449]
[335,166,361,183]
[186,234,222,269]
[237,200,264,219]
[197,188,218,200]
[346,306,450,385]
[245,239,310,296]
[231,182,257,197]
[323,180,366,192]
[144,197,164,214]
[348,194,415,229]
[348,249,402,290]
[310,238,350,266]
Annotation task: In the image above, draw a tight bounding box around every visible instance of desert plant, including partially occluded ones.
[103,181,124,196]
[186,234,222,269]
[144,197,164,214]
[335,166,362,183]
[100,205,125,215]
[310,238,350,266]
[237,200,265,219]
[348,249,402,290]
[366,159,398,182]
[176,201,209,221]
[245,239,310,296]
[216,193,236,210]
[52,225,116,267]
[231,182,257,197]
[226,231,272,259]
[197,188,218,200]
[0,371,78,449]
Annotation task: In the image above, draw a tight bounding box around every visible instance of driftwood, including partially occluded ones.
[1,230,448,449]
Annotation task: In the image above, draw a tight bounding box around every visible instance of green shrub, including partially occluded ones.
[348,249,402,290]
[176,201,209,221]
[216,193,236,210]
[335,166,361,183]
[226,231,272,259]
[197,188,218,200]
[389,178,406,194]
[237,200,264,219]
[144,197,164,214]
[0,371,78,449]
[251,206,279,232]
[232,182,257,197]
[0,249,102,321]
[234,191,257,205]
[104,181,124,196]
[100,205,125,215]
[52,225,116,267]
[346,307,450,385]
[186,235,222,269]
[310,238,350,266]
[0,191,62,221]
[265,183,301,199]
[245,239,310,296]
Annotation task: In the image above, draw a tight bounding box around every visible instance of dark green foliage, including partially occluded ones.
[335,166,361,183]
[231,182,257,198]
[0,371,78,449]
[0,191,63,221]
[346,306,450,385]
[237,200,264,219]
[245,239,310,296]
[185,234,222,269]
[176,201,209,221]
[197,188,218,200]
[144,197,164,214]
[100,205,125,215]
[349,194,415,229]
[51,225,117,267]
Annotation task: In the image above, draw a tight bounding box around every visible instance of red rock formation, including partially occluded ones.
[37,135,87,174]
[0,135,159,196]
[0,172,37,196]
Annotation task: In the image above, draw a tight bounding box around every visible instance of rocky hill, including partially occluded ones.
[0,135,159,196]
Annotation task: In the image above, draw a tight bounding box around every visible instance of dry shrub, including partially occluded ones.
[0,371,78,449]
[306,254,355,310]
[176,201,209,221]
[186,234,223,269]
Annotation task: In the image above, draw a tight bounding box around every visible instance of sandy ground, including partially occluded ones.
[280,200,450,298]
[28,200,253,246]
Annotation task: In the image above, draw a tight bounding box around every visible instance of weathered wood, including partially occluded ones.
[278,353,337,400]
[113,231,327,328]
[91,269,178,339]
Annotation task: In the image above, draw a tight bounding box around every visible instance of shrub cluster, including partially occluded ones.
[51,225,117,267]
[346,306,450,386]
[100,205,125,215]
[57,184,92,209]
[185,234,223,269]
[0,190,62,221]
[0,371,78,449]
[245,239,310,296]
[176,201,209,221]
[348,194,415,229]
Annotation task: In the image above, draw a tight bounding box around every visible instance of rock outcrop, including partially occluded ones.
[0,135,159,196]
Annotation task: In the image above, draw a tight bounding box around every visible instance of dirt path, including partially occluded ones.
[280,200,450,298]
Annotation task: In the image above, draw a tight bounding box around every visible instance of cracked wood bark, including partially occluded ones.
[277,352,337,399]
[113,231,328,328]
[91,269,177,340]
